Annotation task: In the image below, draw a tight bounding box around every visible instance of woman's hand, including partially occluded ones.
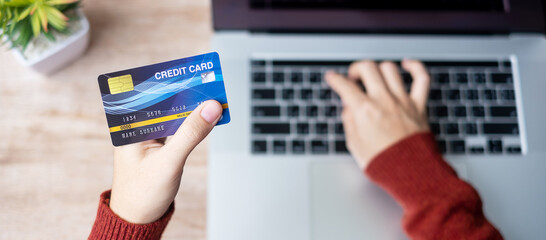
[109,100,223,224]
[325,60,431,170]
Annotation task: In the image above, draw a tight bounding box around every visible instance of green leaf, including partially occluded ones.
[3,0,33,7]
[13,19,32,50]
[43,5,66,30]
[30,11,40,37]
[8,16,17,32]
[42,30,55,41]
[56,2,79,12]
[6,6,13,19]
[17,5,32,21]
[46,0,77,5]
[36,6,48,32]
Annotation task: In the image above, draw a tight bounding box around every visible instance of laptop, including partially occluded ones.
[208,1,546,239]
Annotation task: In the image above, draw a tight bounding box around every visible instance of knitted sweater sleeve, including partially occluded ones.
[365,132,503,240]
[88,190,173,240]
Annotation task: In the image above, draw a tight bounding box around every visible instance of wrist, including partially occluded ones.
[109,191,171,224]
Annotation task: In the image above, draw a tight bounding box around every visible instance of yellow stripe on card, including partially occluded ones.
[108,74,134,94]
[109,103,229,133]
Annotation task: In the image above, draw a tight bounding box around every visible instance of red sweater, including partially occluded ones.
[88,132,502,240]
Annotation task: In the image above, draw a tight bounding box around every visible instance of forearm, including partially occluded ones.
[365,132,503,240]
[88,190,174,240]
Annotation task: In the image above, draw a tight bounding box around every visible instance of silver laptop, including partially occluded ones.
[208,1,546,239]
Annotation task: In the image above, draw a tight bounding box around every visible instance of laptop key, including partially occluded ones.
[506,146,522,154]
[273,140,286,154]
[499,89,515,100]
[491,73,513,84]
[429,89,443,101]
[310,72,322,83]
[301,88,313,100]
[450,140,466,154]
[273,72,284,83]
[282,89,295,100]
[253,123,290,134]
[489,106,517,117]
[335,140,349,153]
[455,73,468,84]
[433,106,448,118]
[433,73,450,84]
[252,89,275,99]
[488,139,503,153]
[465,89,479,100]
[315,123,329,134]
[447,89,461,101]
[324,106,337,117]
[335,123,344,135]
[471,106,485,117]
[445,123,459,135]
[306,105,318,117]
[292,140,306,154]
[464,123,478,135]
[252,106,281,117]
[287,105,300,117]
[469,146,485,154]
[453,106,467,117]
[291,72,303,83]
[319,89,333,100]
[436,140,447,154]
[430,122,441,135]
[252,140,267,154]
[311,140,329,154]
[472,73,486,84]
[297,123,309,134]
[252,72,266,83]
[483,89,496,100]
[482,123,519,135]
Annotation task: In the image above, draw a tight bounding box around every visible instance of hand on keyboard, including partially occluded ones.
[325,60,431,170]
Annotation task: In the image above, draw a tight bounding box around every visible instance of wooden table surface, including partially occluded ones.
[0,1,212,239]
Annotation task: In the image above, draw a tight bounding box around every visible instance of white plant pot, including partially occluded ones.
[11,9,90,75]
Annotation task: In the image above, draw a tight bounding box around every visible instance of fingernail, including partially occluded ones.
[200,101,222,123]
[325,70,335,77]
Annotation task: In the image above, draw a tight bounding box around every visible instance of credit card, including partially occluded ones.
[98,52,230,146]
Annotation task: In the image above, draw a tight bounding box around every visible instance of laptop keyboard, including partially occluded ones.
[250,60,522,155]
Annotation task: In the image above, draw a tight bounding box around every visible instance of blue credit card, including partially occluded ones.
[97,52,230,146]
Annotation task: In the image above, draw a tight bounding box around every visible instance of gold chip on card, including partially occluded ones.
[108,74,134,94]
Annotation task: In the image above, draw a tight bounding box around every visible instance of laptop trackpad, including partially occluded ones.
[310,161,407,240]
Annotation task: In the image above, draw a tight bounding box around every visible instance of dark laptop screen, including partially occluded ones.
[213,0,545,33]
[250,0,506,12]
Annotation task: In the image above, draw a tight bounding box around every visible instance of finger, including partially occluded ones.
[402,59,430,114]
[348,60,391,99]
[162,100,223,161]
[379,61,410,104]
[325,71,368,107]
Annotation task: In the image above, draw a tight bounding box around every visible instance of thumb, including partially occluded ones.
[162,100,223,159]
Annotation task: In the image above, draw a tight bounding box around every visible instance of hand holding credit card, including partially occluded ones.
[98,52,230,146]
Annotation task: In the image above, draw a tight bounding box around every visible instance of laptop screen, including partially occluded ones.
[213,0,545,33]
[250,0,506,12]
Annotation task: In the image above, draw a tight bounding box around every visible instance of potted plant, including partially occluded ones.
[0,0,89,75]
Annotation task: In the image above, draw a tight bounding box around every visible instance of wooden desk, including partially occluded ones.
[0,1,211,239]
